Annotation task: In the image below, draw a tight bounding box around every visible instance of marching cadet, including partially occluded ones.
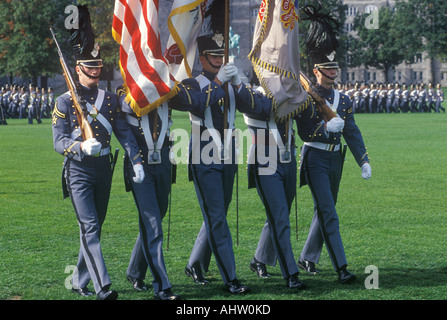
[168,27,272,293]
[417,84,428,112]
[169,32,248,294]
[360,83,369,113]
[52,5,142,300]
[28,85,41,124]
[401,84,410,113]
[410,84,419,112]
[3,85,12,118]
[427,83,436,112]
[352,84,361,113]
[9,86,20,118]
[40,87,50,119]
[435,83,445,113]
[118,88,179,300]
[345,83,355,101]
[392,83,401,113]
[0,87,7,125]
[240,78,338,291]
[385,83,394,113]
[368,83,378,113]
[377,84,386,113]
[297,46,371,285]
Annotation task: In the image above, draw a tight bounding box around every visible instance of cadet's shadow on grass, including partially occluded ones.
[159,266,447,300]
[297,266,447,296]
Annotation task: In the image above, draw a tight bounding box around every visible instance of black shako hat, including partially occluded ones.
[197,33,225,56]
[300,4,341,69]
[68,5,103,68]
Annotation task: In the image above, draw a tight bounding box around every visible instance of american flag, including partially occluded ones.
[112,0,180,116]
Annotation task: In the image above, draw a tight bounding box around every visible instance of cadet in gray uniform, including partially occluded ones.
[118,89,179,300]
[242,90,328,290]
[297,54,371,284]
[52,5,142,300]
[435,84,445,113]
[169,33,268,294]
[28,85,42,124]
[0,87,7,125]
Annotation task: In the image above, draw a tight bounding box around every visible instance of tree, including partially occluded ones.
[349,6,408,83]
[0,0,71,84]
[0,0,119,90]
[396,0,447,83]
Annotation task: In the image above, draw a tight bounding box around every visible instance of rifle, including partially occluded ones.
[299,71,337,122]
[50,27,97,140]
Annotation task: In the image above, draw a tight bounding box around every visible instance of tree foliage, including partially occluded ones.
[349,0,447,83]
[0,0,71,81]
[0,0,119,87]
[349,6,408,83]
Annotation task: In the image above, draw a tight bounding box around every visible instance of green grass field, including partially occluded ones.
[0,111,446,302]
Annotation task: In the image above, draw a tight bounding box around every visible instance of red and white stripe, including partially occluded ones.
[112,0,177,116]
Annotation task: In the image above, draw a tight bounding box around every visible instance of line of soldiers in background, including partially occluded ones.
[337,82,446,114]
[0,83,55,125]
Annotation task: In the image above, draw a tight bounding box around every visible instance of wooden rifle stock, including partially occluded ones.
[299,71,337,121]
[50,27,95,141]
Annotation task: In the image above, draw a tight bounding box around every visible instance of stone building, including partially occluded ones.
[343,0,447,86]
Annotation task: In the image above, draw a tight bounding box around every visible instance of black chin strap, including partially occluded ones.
[205,55,222,70]
[79,65,101,79]
[317,68,337,81]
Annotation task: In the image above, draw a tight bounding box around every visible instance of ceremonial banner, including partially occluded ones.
[165,0,209,81]
[112,0,179,116]
[248,0,308,121]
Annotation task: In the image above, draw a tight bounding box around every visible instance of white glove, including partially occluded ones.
[326,116,345,133]
[133,163,145,184]
[81,138,102,156]
[361,162,371,180]
[216,65,231,84]
[230,68,241,86]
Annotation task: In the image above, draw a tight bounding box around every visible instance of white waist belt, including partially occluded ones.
[304,142,340,152]
[243,114,269,129]
[93,146,111,157]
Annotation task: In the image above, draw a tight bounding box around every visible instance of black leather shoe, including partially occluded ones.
[127,275,148,291]
[298,259,320,275]
[225,279,250,294]
[286,273,307,290]
[96,289,118,300]
[250,257,271,278]
[338,266,356,284]
[71,287,94,297]
[154,288,180,300]
[185,264,210,285]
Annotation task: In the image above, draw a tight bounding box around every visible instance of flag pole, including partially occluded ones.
[223,0,239,244]
[223,0,230,130]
